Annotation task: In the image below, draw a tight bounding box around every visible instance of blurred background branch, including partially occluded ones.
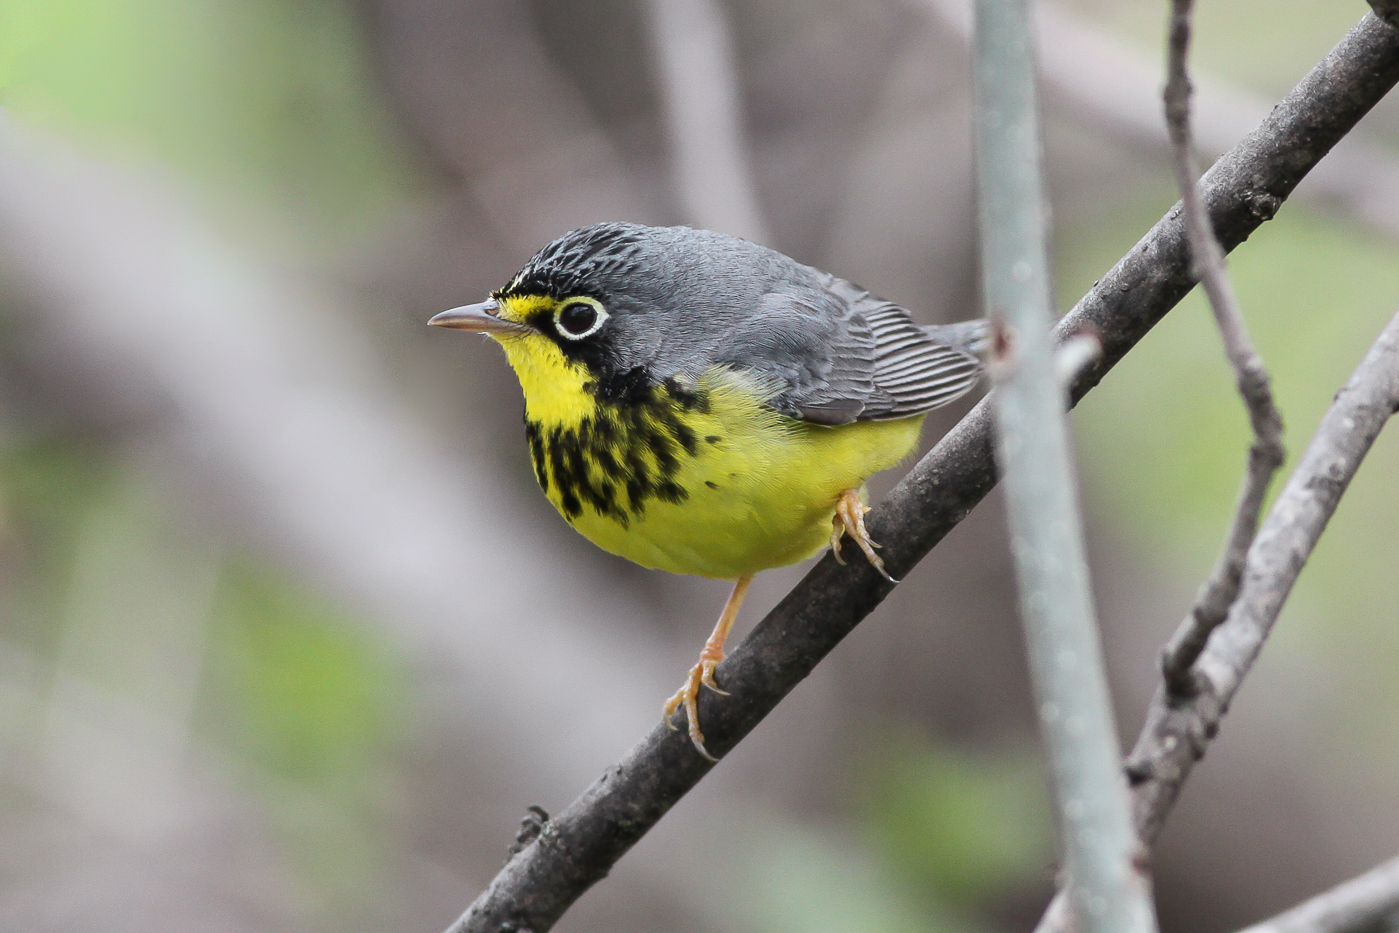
[1234,855,1399,933]
[644,0,771,241]
[928,0,1399,240]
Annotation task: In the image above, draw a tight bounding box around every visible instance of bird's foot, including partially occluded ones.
[831,488,899,583]
[663,643,727,761]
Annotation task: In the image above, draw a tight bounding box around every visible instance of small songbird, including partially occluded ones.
[431,223,985,758]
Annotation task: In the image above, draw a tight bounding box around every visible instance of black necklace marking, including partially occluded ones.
[525,383,708,527]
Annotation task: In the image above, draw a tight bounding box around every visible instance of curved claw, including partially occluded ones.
[829,523,848,564]
[661,576,751,762]
[662,683,684,729]
[663,662,720,760]
[832,489,901,583]
[699,658,729,696]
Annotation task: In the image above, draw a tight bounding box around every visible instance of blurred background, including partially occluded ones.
[0,1,1396,931]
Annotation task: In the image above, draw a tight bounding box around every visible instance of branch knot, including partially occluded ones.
[505,805,551,862]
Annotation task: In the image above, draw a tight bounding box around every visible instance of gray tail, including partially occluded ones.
[922,319,991,359]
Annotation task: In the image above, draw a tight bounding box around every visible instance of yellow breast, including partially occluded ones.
[494,328,925,579]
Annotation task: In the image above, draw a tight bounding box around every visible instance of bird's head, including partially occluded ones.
[431,223,645,372]
[430,222,777,413]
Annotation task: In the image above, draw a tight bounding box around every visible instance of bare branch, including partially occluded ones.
[1234,856,1399,933]
[973,0,1155,928]
[1158,0,1286,698]
[451,14,1399,933]
[1035,312,1399,933]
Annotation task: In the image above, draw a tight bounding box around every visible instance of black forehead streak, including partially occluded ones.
[496,222,650,301]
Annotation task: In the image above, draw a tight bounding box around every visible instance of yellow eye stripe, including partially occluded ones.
[494,293,557,325]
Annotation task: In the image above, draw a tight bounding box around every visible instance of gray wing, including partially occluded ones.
[710,278,985,425]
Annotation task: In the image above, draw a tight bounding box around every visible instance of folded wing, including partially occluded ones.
[710,277,984,425]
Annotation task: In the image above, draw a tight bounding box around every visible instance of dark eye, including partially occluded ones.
[556,301,605,339]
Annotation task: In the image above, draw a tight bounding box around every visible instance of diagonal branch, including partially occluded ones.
[1159,0,1287,697]
[449,14,1399,933]
[1233,855,1399,933]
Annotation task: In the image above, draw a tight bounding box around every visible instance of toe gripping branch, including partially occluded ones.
[663,489,898,761]
[830,488,899,583]
[663,575,753,760]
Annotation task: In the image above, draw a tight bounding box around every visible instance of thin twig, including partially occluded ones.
[1158,0,1286,698]
[973,0,1155,929]
[1035,310,1399,933]
[1234,855,1399,933]
[451,16,1399,932]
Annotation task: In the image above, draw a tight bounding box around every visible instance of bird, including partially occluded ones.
[430,222,986,759]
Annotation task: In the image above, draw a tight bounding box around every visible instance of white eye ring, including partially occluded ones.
[554,297,609,340]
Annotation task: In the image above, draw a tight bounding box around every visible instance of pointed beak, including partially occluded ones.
[428,299,532,334]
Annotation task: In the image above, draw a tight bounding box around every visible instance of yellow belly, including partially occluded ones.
[547,375,925,579]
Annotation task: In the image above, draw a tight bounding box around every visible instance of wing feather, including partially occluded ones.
[708,275,984,425]
[847,284,984,420]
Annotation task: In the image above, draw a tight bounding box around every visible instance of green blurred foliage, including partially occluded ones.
[216,564,399,783]
[860,730,1053,911]
[0,425,406,923]
[1063,0,1367,96]
[1064,191,1399,557]
[0,435,112,648]
[0,0,416,243]
[1,1,415,918]
[733,816,985,933]
[211,560,405,920]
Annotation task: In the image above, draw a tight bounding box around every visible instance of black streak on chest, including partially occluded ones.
[525,384,706,527]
